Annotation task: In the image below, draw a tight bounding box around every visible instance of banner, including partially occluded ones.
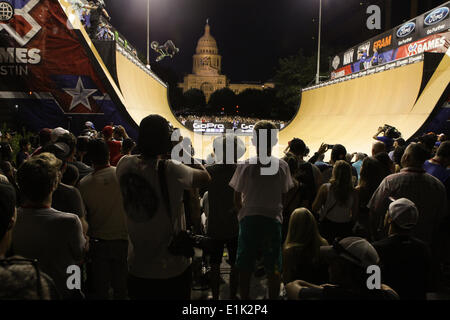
[0,0,138,137]
[183,121,282,135]
[330,1,450,79]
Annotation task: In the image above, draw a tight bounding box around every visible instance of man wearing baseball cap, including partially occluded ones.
[373,198,432,300]
[286,236,398,300]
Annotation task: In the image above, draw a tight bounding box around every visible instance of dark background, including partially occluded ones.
[103,0,445,82]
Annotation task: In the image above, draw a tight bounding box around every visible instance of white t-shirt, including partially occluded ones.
[12,207,86,298]
[79,166,128,241]
[229,156,294,224]
[116,155,196,279]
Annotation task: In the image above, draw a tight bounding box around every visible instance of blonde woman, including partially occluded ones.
[312,160,359,243]
[282,208,328,284]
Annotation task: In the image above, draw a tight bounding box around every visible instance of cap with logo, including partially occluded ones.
[85,121,95,130]
[388,198,419,230]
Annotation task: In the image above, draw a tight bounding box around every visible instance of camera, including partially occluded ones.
[326,144,335,150]
[381,124,401,139]
[168,230,214,258]
[305,146,310,157]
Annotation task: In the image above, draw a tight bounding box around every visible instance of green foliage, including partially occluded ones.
[273,48,332,119]
[236,88,275,118]
[1,123,33,166]
[273,49,314,109]
[183,88,206,110]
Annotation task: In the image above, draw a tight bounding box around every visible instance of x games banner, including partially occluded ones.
[330,1,450,79]
[0,0,138,137]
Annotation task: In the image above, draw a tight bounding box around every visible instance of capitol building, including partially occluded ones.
[178,21,274,101]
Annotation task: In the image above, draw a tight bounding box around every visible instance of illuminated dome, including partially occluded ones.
[196,21,218,55]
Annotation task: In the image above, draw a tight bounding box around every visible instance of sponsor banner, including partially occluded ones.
[330,1,449,75]
[395,20,418,47]
[184,121,282,136]
[330,31,449,79]
[421,3,450,37]
[310,54,424,91]
[395,31,450,59]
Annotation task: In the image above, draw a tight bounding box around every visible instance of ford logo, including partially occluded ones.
[397,22,416,38]
[424,7,449,26]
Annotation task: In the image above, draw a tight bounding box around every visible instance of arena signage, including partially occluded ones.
[424,6,449,26]
[0,1,14,22]
[315,53,424,91]
[330,1,449,78]
[396,22,416,38]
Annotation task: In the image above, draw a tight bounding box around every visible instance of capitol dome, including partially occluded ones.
[196,22,218,55]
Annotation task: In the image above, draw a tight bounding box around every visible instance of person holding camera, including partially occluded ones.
[373,125,397,151]
[309,143,358,186]
[116,115,211,300]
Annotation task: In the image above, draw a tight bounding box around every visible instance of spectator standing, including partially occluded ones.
[372,198,432,300]
[16,139,31,168]
[423,141,450,201]
[351,152,366,181]
[0,181,59,300]
[368,143,448,290]
[354,157,386,238]
[43,142,88,235]
[79,139,128,299]
[116,115,210,300]
[70,136,94,181]
[369,143,447,244]
[111,138,135,167]
[372,141,386,157]
[312,161,359,243]
[102,126,121,165]
[283,138,322,209]
[12,153,87,299]
[373,126,395,151]
[229,121,295,299]
[31,128,52,157]
[204,134,245,300]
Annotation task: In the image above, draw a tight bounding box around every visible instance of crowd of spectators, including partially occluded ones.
[0,116,448,300]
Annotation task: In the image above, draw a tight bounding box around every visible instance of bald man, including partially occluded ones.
[372,141,386,157]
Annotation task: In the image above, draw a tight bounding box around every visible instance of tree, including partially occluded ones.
[273,49,314,111]
[183,89,206,110]
[208,88,237,115]
[236,88,276,118]
[273,48,332,119]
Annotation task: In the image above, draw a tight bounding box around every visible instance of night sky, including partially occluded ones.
[103,0,445,83]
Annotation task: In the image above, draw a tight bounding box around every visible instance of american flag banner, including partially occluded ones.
[0,0,137,137]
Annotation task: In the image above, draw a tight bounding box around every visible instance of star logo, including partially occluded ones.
[63,77,98,111]
[0,0,42,46]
